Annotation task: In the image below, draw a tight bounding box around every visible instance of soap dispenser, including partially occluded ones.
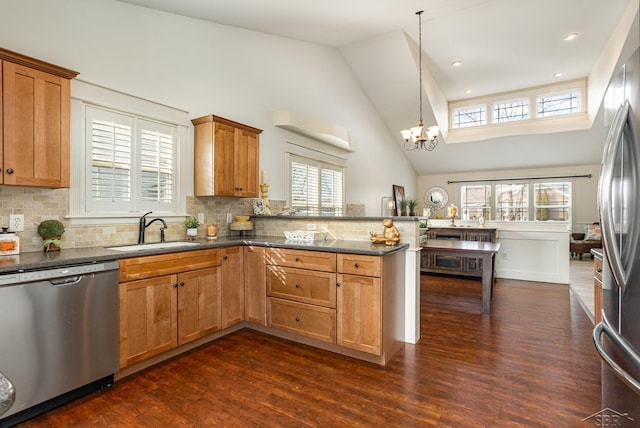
[0,226,19,255]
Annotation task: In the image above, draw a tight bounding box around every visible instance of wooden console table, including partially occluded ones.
[421,239,501,313]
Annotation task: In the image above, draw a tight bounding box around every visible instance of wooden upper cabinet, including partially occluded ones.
[0,48,78,188]
[192,115,262,197]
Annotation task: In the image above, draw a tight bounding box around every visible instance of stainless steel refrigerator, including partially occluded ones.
[594,45,640,425]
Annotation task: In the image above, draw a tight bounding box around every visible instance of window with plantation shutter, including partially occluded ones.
[289,154,344,216]
[85,106,176,214]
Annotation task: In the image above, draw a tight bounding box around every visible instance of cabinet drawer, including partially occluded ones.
[267,266,336,308]
[119,249,220,282]
[337,254,381,277]
[267,297,336,343]
[267,248,336,272]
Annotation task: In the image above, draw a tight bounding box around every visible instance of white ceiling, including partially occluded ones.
[115,0,634,174]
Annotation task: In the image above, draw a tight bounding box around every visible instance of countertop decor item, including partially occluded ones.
[259,183,272,215]
[0,227,19,256]
[447,204,459,227]
[369,218,400,246]
[37,219,65,252]
[184,217,200,240]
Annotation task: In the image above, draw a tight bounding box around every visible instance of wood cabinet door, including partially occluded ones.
[233,128,259,197]
[336,274,382,355]
[244,246,266,325]
[119,275,178,368]
[177,267,221,345]
[221,246,245,328]
[2,61,70,187]
[213,122,236,196]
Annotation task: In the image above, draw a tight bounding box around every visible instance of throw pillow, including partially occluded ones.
[584,223,602,241]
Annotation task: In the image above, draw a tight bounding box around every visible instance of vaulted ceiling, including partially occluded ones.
[115,0,636,174]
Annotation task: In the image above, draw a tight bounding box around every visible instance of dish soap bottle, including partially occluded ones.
[0,227,19,255]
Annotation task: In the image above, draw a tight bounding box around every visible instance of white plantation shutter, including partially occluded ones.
[139,120,175,207]
[289,154,344,216]
[90,117,132,203]
[320,165,343,216]
[85,106,176,214]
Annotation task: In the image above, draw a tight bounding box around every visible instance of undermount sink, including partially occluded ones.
[106,241,201,252]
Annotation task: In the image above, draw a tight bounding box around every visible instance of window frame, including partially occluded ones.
[459,179,573,223]
[285,143,346,217]
[69,80,189,225]
[449,79,586,130]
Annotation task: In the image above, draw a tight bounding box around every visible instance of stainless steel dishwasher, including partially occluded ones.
[0,260,119,427]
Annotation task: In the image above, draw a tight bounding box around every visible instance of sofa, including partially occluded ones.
[570,223,602,260]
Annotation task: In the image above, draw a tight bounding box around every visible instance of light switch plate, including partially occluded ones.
[197,213,205,224]
[9,214,24,232]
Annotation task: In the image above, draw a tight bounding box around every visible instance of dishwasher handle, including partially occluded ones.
[50,276,84,286]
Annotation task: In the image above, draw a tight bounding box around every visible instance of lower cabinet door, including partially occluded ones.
[267,297,336,343]
[336,274,382,355]
[119,275,178,368]
[244,246,267,325]
[177,267,221,345]
[221,246,245,328]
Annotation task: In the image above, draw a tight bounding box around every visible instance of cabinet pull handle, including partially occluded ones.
[295,257,301,262]
[295,316,300,322]
[597,268,603,273]
[173,283,178,288]
[180,281,185,287]
[295,283,301,289]
[354,263,360,268]
[6,168,13,175]
[336,282,341,287]
[223,255,228,260]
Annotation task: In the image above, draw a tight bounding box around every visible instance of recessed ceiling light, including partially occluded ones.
[553,72,563,78]
[451,61,462,67]
[563,33,578,41]
[464,90,472,94]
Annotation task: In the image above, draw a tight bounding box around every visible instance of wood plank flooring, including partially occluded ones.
[17,275,602,427]
[569,257,597,322]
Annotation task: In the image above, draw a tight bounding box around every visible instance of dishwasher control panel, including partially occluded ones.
[0,260,118,286]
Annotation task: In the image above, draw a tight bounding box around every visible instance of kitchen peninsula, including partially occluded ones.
[0,233,409,374]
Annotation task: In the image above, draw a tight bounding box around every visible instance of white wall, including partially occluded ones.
[0,0,417,214]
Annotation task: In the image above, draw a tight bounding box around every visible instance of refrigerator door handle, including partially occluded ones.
[598,100,631,290]
[593,316,640,395]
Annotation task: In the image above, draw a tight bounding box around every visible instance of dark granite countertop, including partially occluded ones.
[0,236,408,274]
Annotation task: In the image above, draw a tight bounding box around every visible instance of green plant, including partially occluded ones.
[37,219,65,239]
[406,199,418,213]
[184,217,200,228]
[399,199,409,214]
[37,219,65,251]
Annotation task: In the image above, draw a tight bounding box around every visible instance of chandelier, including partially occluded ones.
[400,10,439,151]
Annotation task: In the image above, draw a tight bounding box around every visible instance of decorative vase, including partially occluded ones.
[186,228,198,240]
[43,237,62,252]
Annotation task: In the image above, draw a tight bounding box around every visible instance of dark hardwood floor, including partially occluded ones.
[18,275,601,427]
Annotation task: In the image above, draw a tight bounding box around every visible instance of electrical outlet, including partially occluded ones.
[226,212,233,223]
[501,252,508,260]
[197,213,205,224]
[9,214,24,232]
[306,223,317,231]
